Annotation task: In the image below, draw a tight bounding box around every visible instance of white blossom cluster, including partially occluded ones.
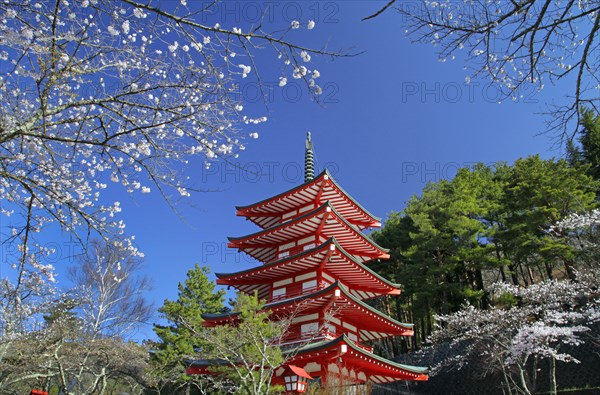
[550,209,600,253]
[430,273,599,378]
[508,315,589,364]
[493,280,599,364]
[404,0,599,116]
[0,0,329,336]
[0,275,62,338]
[553,209,600,231]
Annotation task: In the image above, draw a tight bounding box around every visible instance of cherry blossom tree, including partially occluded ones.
[553,208,600,265]
[1,1,339,391]
[426,210,600,394]
[429,277,599,394]
[0,0,339,341]
[364,0,600,141]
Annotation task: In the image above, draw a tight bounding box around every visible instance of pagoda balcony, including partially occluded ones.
[270,243,316,263]
[351,341,374,353]
[277,330,374,353]
[267,282,330,304]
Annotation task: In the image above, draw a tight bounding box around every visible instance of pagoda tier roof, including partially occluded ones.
[187,336,428,383]
[235,169,381,230]
[287,334,428,383]
[216,238,400,301]
[228,202,390,264]
[203,282,413,340]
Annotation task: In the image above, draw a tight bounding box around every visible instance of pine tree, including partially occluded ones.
[372,158,597,349]
[569,109,600,181]
[151,265,226,393]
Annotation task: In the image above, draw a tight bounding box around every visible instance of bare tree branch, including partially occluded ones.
[366,0,600,141]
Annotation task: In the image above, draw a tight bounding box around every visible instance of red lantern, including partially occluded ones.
[281,365,312,394]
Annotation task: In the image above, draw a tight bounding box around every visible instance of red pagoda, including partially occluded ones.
[191,133,427,390]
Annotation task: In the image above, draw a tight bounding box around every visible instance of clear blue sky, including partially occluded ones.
[8,1,571,340]
[130,1,567,340]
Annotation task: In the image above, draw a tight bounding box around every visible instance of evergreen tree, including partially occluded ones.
[568,109,600,181]
[373,157,597,349]
[151,265,226,393]
[500,156,597,281]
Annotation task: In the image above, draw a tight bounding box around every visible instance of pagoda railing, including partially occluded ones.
[276,329,335,348]
[277,329,373,353]
[352,340,374,353]
[271,243,317,263]
[267,282,329,304]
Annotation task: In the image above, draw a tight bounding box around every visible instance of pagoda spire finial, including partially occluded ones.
[305,132,314,182]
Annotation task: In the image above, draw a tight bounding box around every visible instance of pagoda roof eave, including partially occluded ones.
[234,168,329,212]
[287,334,428,382]
[202,311,240,324]
[186,337,428,382]
[235,169,381,229]
[201,282,338,324]
[201,281,413,337]
[325,170,382,224]
[228,202,390,263]
[215,238,401,299]
[263,281,413,336]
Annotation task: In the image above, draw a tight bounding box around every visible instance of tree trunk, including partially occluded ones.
[549,357,557,395]
[531,357,538,394]
[517,363,532,395]
[419,316,426,346]
[508,262,520,285]
[527,266,535,284]
[475,268,488,308]
[519,263,530,286]
[500,265,507,282]
[425,299,433,338]
[99,370,107,395]
[544,262,554,279]
[499,357,513,395]
[563,259,576,281]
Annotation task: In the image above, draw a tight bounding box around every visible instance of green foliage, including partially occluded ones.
[499,156,596,280]
[372,156,597,350]
[202,292,285,395]
[568,108,600,181]
[150,269,284,394]
[42,297,80,333]
[151,264,226,390]
[493,291,518,308]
